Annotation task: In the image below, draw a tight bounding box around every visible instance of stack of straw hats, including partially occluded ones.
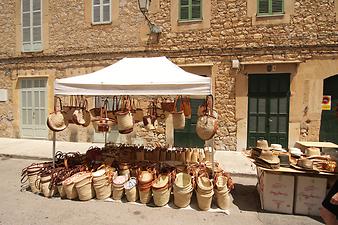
[196,176,214,211]
[152,174,171,207]
[173,173,193,208]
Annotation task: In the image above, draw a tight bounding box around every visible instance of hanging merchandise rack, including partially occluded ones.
[51,56,217,176]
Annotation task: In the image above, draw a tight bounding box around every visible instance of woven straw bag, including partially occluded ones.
[171,96,185,129]
[92,101,114,133]
[196,95,218,140]
[116,96,134,134]
[47,97,69,132]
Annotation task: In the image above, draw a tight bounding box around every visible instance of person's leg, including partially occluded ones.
[320,207,338,225]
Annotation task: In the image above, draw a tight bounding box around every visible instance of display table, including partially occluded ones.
[256,166,338,216]
[295,141,338,151]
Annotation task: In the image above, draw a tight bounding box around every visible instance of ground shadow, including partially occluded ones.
[232,183,261,212]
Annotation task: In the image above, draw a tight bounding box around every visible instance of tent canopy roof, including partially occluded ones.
[54,56,212,96]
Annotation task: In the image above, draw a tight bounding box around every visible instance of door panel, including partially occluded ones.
[320,75,338,144]
[174,98,204,148]
[20,78,48,139]
[247,74,290,148]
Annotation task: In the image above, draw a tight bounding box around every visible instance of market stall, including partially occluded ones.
[247,139,338,216]
[21,56,231,211]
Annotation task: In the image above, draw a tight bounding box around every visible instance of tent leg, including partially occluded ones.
[52,132,56,168]
[211,137,215,178]
[104,131,107,145]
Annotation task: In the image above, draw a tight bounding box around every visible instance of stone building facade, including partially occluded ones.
[0,0,338,151]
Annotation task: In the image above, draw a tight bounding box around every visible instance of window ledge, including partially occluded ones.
[256,13,285,18]
[178,19,203,24]
[21,50,43,53]
[91,21,112,26]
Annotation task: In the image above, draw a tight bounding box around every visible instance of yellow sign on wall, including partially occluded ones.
[322,95,331,110]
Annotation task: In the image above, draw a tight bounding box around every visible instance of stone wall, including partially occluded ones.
[0,0,337,150]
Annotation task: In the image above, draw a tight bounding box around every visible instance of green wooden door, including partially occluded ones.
[320,75,338,144]
[174,98,204,148]
[247,74,290,148]
[20,79,48,139]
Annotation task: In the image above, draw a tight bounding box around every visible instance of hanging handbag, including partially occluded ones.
[63,96,77,123]
[161,97,175,112]
[116,96,134,134]
[143,101,158,131]
[72,96,86,126]
[182,96,192,119]
[81,99,91,127]
[196,95,218,140]
[132,98,144,123]
[171,96,185,129]
[92,100,114,133]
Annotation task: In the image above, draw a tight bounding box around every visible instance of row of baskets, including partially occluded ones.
[22,162,232,211]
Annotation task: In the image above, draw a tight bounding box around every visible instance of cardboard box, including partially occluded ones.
[257,169,295,214]
[294,176,327,216]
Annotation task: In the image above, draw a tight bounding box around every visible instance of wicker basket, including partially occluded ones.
[214,189,231,209]
[125,186,138,202]
[94,182,111,200]
[196,189,214,211]
[76,181,95,201]
[153,187,171,207]
[139,189,152,204]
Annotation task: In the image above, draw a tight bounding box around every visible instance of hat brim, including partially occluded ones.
[290,164,320,173]
[258,157,280,164]
[46,118,68,132]
[272,148,287,152]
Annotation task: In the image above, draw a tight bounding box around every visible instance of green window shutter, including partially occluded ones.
[22,0,42,52]
[191,0,201,19]
[272,0,283,13]
[180,0,201,21]
[258,0,269,14]
[180,0,189,20]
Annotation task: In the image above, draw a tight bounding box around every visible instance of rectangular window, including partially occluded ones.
[22,0,42,52]
[258,0,284,16]
[179,0,202,21]
[92,0,111,24]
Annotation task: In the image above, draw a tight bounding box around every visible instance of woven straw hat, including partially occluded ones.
[47,111,68,132]
[294,158,318,171]
[258,150,280,164]
[256,139,271,150]
[305,147,321,157]
[289,147,302,157]
[271,144,286,152]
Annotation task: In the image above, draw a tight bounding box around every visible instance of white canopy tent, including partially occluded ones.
[52,56,214,173]
[54,56,212,96]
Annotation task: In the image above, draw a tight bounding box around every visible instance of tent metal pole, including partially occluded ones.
[52,132,56,168]
[212,137,215,178]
